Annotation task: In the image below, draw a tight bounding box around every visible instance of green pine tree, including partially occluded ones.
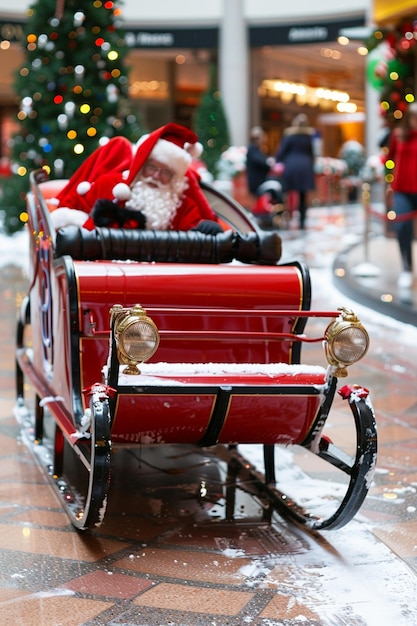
[1,0,144,234]
[193,64,230,178]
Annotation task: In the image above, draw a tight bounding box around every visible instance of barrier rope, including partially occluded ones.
[366,204,417,223]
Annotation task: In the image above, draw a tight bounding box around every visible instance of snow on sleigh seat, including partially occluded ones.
[14,168,377,532]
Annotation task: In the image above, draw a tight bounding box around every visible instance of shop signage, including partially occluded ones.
[250,17,365,47]
[122,18,365,49]
[132,32,175,47]
[287,26,329,42]
[123,27,218,49]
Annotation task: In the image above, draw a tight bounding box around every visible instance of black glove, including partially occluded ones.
[91,199,119,227]
[91,199,146,229]
[192,220,223,235]
[116,206,146,230]
[232,231,282,265]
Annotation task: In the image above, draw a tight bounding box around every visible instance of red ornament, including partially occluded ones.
[398,37,412,51]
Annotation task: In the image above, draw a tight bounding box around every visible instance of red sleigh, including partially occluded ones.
[15,168,377,531]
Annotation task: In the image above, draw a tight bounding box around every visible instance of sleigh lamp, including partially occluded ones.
[324,307,369,377]
[110,304,160,375]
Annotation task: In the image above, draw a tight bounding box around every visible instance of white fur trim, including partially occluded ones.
[50,207,89,230]
[150,138,191,179]
[184,141,203,158]
[113,182,131,201]
[76,181,91,195]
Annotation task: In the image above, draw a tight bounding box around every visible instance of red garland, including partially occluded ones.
[338,384,369,400]
[82,383,117,399]
[55,0,65,19]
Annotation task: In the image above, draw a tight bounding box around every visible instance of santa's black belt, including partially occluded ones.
[54,227,282,265]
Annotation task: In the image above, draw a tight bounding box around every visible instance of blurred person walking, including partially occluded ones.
[245,126,275,199]
[387,102,417,289]
[275,113,316,229]
[246,126,286,228]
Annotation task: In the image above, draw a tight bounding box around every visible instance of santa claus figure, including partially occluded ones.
[50,123,221,234]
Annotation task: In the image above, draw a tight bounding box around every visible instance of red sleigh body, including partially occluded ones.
[15,169,377,531]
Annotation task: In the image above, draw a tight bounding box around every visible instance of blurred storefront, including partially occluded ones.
[124,15,367,157]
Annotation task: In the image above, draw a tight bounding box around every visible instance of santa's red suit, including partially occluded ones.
[51,123,218,232]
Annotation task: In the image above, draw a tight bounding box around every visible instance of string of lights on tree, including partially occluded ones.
[366,18,416,125]
[1,0,143,234]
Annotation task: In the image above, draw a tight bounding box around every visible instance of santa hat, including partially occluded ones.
[112,123,203,201]
[56,135,133,208]
[56,123,204,211]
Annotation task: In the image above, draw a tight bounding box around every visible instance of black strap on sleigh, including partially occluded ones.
[54,226,282,265]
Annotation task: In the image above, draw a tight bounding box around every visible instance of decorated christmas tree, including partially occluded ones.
[1,0,143,234]
[365,19,417,187]
[366,20,416,126]
[193,64,230,178]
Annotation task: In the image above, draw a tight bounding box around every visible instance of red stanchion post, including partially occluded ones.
[351,182,381,278]
[362,182,371,262]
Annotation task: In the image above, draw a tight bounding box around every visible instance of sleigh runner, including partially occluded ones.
[15,167,377,531]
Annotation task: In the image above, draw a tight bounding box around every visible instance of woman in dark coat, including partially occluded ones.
[275,113,316,229]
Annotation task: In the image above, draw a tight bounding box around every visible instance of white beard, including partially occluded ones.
[125,179,182,230]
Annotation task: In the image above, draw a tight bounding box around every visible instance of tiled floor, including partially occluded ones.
[2,206,417,625]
